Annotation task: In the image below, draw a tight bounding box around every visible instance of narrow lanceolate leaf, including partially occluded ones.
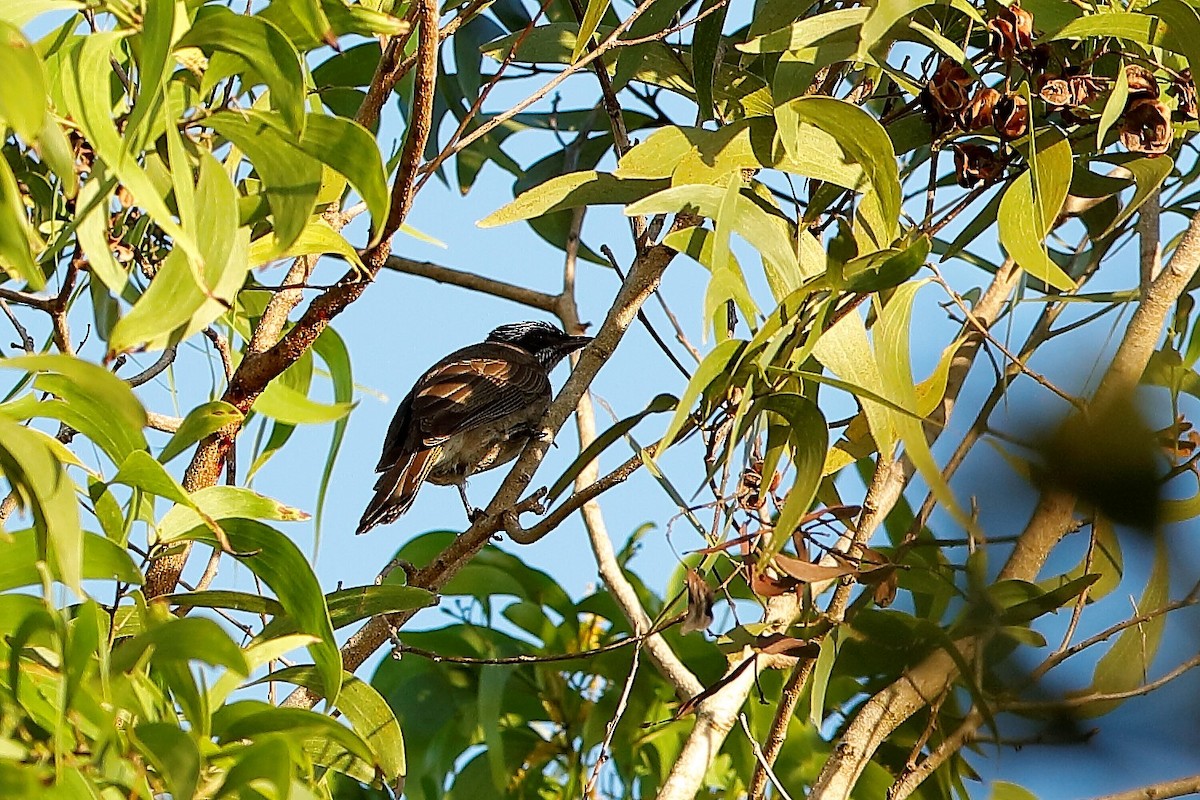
[208,111,323,254]
[1098,155,1173,239]
[131,724,201,800]
[0,21,46,141]
[159,402,243,464]
[60,31,201,266]
[1069,536,1169,717]
[108,151,250,356]
[692,0,731,121]
[178,520,341,704]
[179,6,307,133]
[875,282,976,537]
[776,97,901,244]
[0,530,140,591]
[155,485,309,543]
[627,185,806,295]
[0,155,40,288]
[255,667,406,786]
[255,380,356,425]
[738,8,868,53]
[0,417,81,592]
[572,0,610,62]
[546,394,676,504]
[296,114,391,245]
[657,339,744,455]
[756,393,828,559]
[1097,59,1128,150]
[479,171,669,227]
[998,133,1075,292]
[248,218,365,271]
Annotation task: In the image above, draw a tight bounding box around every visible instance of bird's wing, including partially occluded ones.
[411,343,550,444]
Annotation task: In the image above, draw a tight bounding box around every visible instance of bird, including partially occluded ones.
[356,320,592,534]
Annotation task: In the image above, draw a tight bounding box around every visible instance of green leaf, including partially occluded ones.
[657,339,744,454]
[998,133,1075,292]
[296,114,391,246]
[159,402,243,464]
[156,485,310,543]
[0,0,82,26]
[165,590,285,617]
[0,529,140,590]
[1098,155,1173,239]
[112,616,249,675]
[112,450,191,506]
[842,235,931,293]
[757,393,828,558]
[875,282,975,535]
[108,151,250,356]
[0,22,45,141]
[572,0,609,62]
[254,378,356,425]
[1072,536,1169,716]
[0,154,41,288]
[131,724,200,800]
[207,111,323,254]
[215,702,376,774]
[1144,0,1200,78]
[479,171,669,227]
[0,417,81,592]
[627,185,808,297]
[248,218,365,272]
[177,520,340,704]
[546,394,676,504]
[776,97,901,244]
[312,326,354,540]
[61,32,202,267]
[181,6,306,133]
[809,629,839,725]
[1098,58,1129,150]
[858,0,933,59]
[738,8,869,52]
[692,0,729,120]
[261,667,406,786]
[1050,12,1159,43]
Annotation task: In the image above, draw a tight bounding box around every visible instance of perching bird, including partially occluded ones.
[356,321,592,534]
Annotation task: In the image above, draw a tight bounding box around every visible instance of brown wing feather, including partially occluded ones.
[410,343,549,443]
[357,445,442,534]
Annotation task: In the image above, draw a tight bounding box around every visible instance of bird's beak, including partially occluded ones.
[565,335,592,353]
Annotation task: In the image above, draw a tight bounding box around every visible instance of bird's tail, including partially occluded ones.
[356,446,441,534]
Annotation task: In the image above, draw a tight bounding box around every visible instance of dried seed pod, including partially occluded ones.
[926,59,972,115]
[1172,69,1198,120]
[994,92,1030,140]
[953,142,1004,188]
[1125,64,1160,98]
[989,2,1034,59]
[1039,77,1074,108]
[961,86,1001,130]
[1120,97,1172,156]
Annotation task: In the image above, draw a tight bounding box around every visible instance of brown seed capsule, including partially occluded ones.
[1039,78,1074,108]
[989,2,1034,59]
[953,142,1004,188]
[961,86,1001,130]
[994,92,1030,140]
[1120,97,1172,156]
[1069,74,1102,106]
[1172,69,1198,120]
[1125,64,1160,98]
[926,59,972,115]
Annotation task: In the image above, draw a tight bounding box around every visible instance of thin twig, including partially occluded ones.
[585,642,642,798]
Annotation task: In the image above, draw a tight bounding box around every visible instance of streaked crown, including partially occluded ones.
[487,321,591,368]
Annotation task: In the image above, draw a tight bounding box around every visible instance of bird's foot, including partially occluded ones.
[466,506,487,523]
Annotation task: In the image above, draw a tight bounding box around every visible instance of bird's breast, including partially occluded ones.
[426,400,549,485]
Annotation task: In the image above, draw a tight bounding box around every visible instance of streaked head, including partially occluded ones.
[487,321,591,368]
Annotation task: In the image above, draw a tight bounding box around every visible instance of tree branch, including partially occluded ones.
[808,210,1200,800]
